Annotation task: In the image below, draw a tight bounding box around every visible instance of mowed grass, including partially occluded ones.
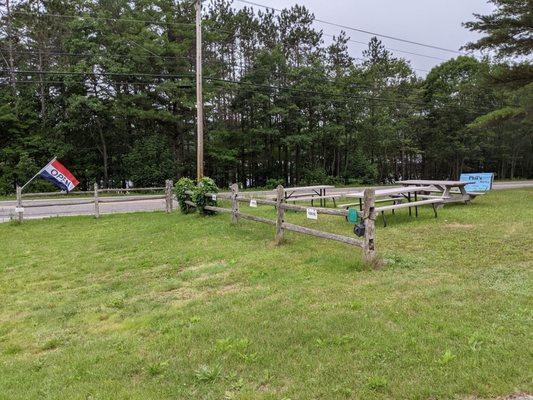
[0,189,532,400]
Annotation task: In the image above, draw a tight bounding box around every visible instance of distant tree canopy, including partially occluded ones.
[0,0,531,194]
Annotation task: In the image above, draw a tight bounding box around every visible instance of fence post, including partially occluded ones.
[362,188,376,264]
[275,185,285,244]
[168,180,174,212]
[16,185,23,222]
[230,183,239,225]
[94,183,100,218]
[164,180,170,213]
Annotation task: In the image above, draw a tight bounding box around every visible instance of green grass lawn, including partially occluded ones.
[0,189,532,399]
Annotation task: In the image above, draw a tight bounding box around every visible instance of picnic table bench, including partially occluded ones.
[398,180,477,204]
[343,186,444,227]
[266,185,336,207]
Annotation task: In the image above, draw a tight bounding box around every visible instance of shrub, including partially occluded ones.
[192,177,218,215]
[175,177,195,214]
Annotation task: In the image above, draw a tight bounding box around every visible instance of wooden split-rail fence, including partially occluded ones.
[14,180,175,221]
[185,184,377,263]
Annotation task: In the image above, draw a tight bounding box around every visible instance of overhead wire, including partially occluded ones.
[235,0,465,55]
[10,10,195,27]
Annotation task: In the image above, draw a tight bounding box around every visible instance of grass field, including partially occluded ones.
[1,189,532,399]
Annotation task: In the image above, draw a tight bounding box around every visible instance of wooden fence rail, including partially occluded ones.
[14,180,174,221]
[186,184,377,264]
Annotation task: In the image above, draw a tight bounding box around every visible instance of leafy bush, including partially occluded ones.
[192,177,218,215]
[175,177,195,214]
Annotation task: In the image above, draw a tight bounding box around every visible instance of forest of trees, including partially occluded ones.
[0,0,531,193]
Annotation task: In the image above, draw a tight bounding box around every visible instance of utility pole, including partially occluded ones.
[195,0,204,180]
[5,0,16,88]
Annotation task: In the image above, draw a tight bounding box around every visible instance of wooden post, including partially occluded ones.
[362,188,376,263]
[195,0,204,181]
[16,185,23,222]
[94,183,100,219]
[275,185,285,244]
[168,180,174,212]
[165,180,170,213]
[230,183,239,225]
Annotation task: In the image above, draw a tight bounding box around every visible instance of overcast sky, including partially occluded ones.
[231,0,496,74]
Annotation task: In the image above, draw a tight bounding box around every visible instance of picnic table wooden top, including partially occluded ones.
[398,180,473,187]
[345,186,427,199]
[284,185,334,193]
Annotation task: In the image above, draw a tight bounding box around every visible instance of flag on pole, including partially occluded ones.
[39,159,79,192]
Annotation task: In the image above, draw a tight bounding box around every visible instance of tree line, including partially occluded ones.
[0,0,531,193]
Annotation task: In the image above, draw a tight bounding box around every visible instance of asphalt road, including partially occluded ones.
[1,181,532,223]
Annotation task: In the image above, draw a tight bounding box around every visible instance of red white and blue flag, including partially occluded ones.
[39,159,79,192]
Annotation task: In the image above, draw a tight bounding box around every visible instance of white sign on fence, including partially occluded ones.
[250,199,258,208]
[15,207,24,213]
[306,208,318,220]
[212,194,217,201]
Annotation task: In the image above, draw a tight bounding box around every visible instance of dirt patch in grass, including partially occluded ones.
[465,393,533,400]
[445,222,476,229]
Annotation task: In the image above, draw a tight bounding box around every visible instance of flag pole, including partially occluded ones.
[20,156,57,192]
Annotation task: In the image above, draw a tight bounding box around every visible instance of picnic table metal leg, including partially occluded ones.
[432,203,438,218]
[408,193,412,216]
[381,211,387,227]
[415,192,418,217]
[359,198,363,211]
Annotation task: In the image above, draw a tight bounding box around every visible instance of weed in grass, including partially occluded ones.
[438,349,457,365]
[41,338,62,351]
[147,361,168,376]
[367,376,388,392]
[468,332,485,352]
[194,364,222,383]
[347,300,363,310]
[368,376,389,393]
[3,344,22,355]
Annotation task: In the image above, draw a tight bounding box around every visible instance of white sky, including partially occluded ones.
[231,0,497,74]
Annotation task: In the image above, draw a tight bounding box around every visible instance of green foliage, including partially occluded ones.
[123,136,175,188]
[0,0,531,193]
[463,0,532,57]
[175,177,195,214]
[192,177,219,215]
[265,178,285,190]
[194,364,222,383]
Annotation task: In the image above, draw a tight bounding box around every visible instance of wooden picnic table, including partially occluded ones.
[283,185,335,207]
[344,186,435,222]
[398,180,475,204]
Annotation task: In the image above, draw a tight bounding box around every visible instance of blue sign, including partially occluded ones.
[460,173,494,192]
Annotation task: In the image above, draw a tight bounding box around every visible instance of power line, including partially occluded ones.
[206,76,429,107]
[8,50,194,61]
[2,69,195,78]
[11,10,195,27]
[3,74,495,113]
[1,68,426,106]
[7,79,194,87]
[207,77,497,114]
[322,33,448,62]
[235,0,464,55]
[5,10,440,70]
